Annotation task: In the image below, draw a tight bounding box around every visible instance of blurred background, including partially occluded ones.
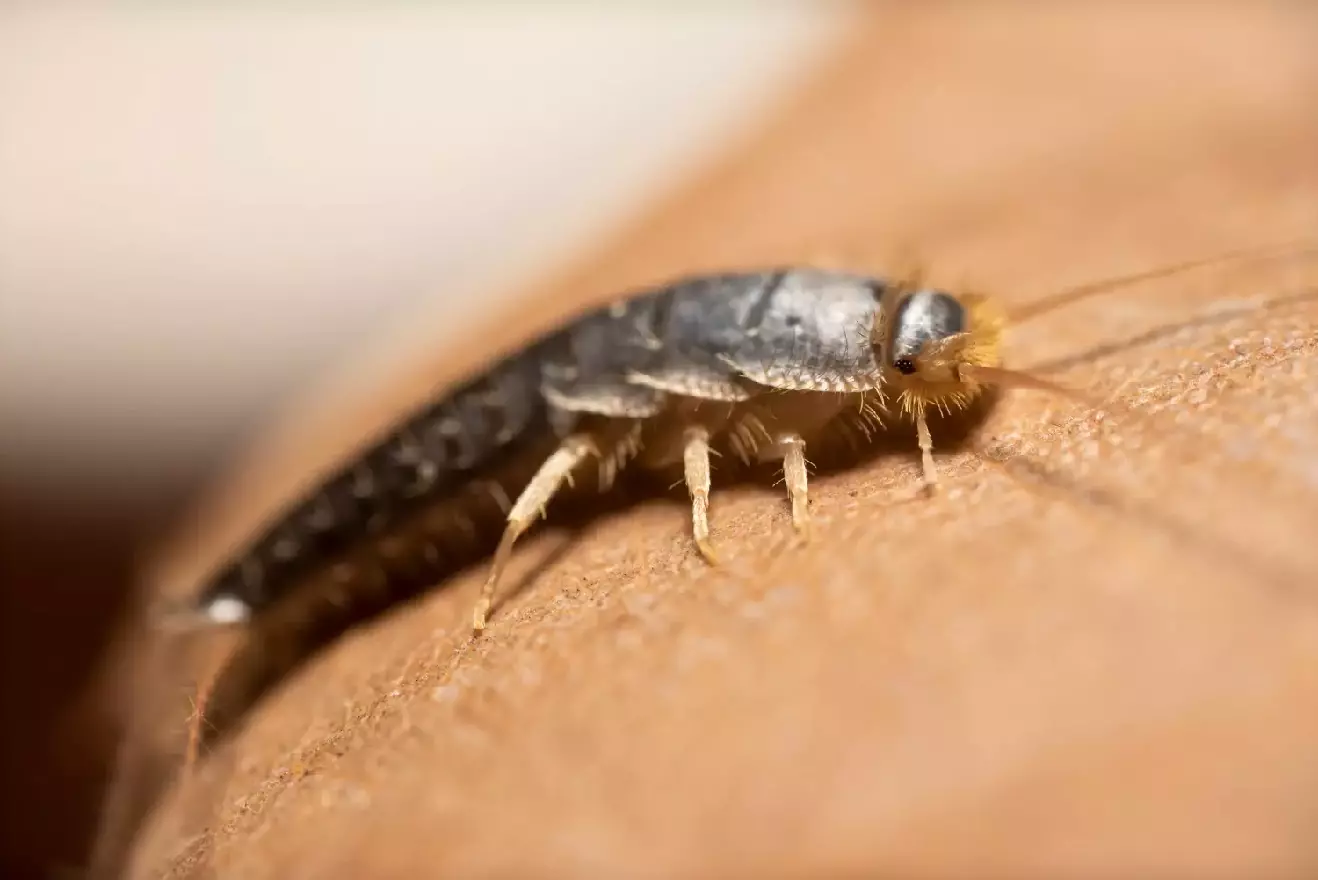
[7,3,1318,878]
[0,4,858,875]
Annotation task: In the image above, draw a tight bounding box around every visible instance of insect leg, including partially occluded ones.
[472,433,598,631]
[779,433,812,536]
[682,425,719,564]
[915,412,938,495]
[737,394,848,536]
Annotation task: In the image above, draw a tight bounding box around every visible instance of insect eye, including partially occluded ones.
[888,290,966,376]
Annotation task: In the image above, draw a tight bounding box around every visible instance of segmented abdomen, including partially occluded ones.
[197,351,548,616]
[195,268,887,620]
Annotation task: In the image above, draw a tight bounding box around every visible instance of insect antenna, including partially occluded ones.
[1007,235,1318,325]
[962,231,1318,595]
[1030,287,1318,376]
[953,235,1318,407]
[957,363,1099,408]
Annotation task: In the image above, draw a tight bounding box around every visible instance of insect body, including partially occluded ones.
[189,268,1010,634]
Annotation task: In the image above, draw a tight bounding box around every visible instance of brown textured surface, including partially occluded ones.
[124,6,1318,879]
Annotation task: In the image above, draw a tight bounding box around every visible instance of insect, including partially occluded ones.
[169,238,1314,641]
[87,236,1312,880]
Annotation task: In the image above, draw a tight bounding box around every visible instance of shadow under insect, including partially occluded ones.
[180,385,1001,761]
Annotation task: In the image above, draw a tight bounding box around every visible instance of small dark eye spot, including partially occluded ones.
[894,357,917,375]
